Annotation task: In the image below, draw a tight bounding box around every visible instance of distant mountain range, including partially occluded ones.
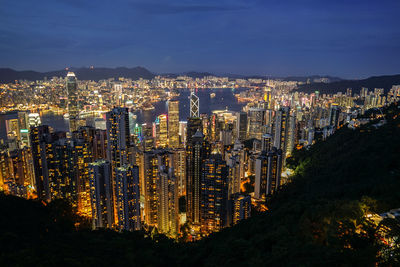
[0,67,155,83]
[297,74,400,94]
[1,67,399,94]
[0,67,344,83]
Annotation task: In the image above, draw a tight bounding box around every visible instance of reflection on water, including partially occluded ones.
[41,88,248,131]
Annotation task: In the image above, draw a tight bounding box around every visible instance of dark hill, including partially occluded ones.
[0,67,155,83]
[297,74,400,95]
[0,103,399,266]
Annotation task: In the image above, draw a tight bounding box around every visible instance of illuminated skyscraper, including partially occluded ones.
[261,134,273,152]
[66,72,79,132]
[200,154,228,233]
[114,165,141,231]
[273,107,290,153]
[186,117,202,144]
[142,123,154,152]
[173,148,186,197]
[186,130,210,225]
[158,114,168,148]
[236,112,247,141]
[254,148,282,199]
[328,104,340,130]
[227,155,241,197]
[143,151,159,226]
[106,107,132,224]
[247,108,265,140]
[157,161,178,236]
[114,83,123,106]
[229,193,251,226]
[30,125,51,201]
[168,100,180,148]
[190,91,199,118]
[266,148,282,195]
[89,160,113,229]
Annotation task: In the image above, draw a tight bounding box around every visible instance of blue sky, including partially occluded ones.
[0,0,399,78]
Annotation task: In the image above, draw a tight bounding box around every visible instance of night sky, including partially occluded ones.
[1,0,399,78]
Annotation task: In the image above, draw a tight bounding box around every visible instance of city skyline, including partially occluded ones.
[1,0,400,78]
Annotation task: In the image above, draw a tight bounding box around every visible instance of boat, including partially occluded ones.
[210,93,216,98]
[63,113,70,119]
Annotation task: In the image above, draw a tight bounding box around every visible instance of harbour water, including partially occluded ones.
[42,88,248,131]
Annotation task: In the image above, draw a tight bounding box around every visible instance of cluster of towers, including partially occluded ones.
[6,72,389,238]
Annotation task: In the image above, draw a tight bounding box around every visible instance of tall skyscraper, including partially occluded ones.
[106,107,132,225]
[157,114,168,148]
[186,117,202,144]
[30,125,51,201]
[236,112,247,141]
[229,193,251,226]
[89,160,113,229]
[168,100,180,149]
[66,72,79,132]
[247,108,265,140]
[190,91,199,118]
[255,147,282,199]
[273,107,290,153]
[114,165,141,231]
[143,150,159,226]
[328,104,340,130]
[186,130,210,225]
[200,154,228,233]
[157,161,178,236]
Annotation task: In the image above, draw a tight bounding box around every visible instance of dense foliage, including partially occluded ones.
[1,104,399,266]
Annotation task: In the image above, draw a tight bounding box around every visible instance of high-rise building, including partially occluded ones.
[89,160,113,229]
[66,72,79,132]
[247,108,265,140]
[172,148,186,197]
[229,193,251,226]
[186,130,210,225]
[168,100,180,148]
[143,150,159,226]
[157,114,168,148]
[236,112,247,141]
[30,125,51,201]
[200,154,228,233]
[328,104,340,130]
[254,147,282,199]
[190,91,199,118]
[261,134,273,152]
[142,123,154,152]
[273,107,290,153]
[114,165,141,231]
[186,117,202,144]
[157,162,178,236]
[28,113,41,128]
[106,107,132,224]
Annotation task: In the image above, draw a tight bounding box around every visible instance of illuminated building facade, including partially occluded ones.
[248,108,265,140]
[186,130,210,225]
[236,111,247,141]
[114,165,141,231]
[168,100,180,148]
[106,107,132,225]
[200,154,228,233]
[190,91,199,118]
[66,72,79,132]
[229,193,251,226]
[89,160,113,229]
